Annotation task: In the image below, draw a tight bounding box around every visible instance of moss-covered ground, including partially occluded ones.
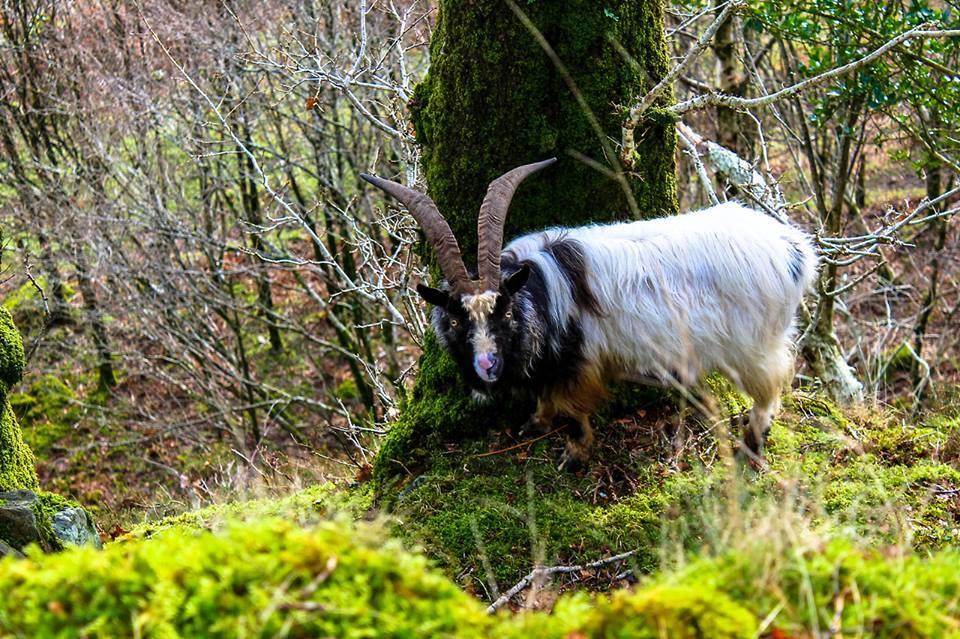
[6,493,960,637]
[95,381,960,627]
[377,384,960,597]
[6,279,960,635]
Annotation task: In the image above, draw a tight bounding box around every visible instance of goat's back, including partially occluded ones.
[505,202,818,383]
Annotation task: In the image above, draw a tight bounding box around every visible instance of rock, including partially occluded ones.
[0,489,101,554]
[52,506,102,549]
[0,539,24,559]
[0,490,50,552]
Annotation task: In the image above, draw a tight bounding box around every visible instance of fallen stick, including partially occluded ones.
[486,549,637,613]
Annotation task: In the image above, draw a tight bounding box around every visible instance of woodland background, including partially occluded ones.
[1,0,960,635]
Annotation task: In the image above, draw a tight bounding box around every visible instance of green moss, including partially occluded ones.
[584,585,755,638]
[387,434,726,589]
[373,332,517,486]
[0,308,38,493]
[126,482,373,540]
[0,402,38,493]
[334,378,359,402]
[30,491,82,552]
[703,373,751,416]
[0,517,494,638]
[10,374,79,456]
[764,392,960,548]
[0,307,24,391]
[9,512,960,637]
[382,387,960,590]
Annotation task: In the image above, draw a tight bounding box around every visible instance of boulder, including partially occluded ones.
[0,490,50,551]
[0,538,23,558]
[0,489,101,554]
[52,506,102,549]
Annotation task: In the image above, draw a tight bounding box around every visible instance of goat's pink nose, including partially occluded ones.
[477,353,495,371]
[474,353,502,381]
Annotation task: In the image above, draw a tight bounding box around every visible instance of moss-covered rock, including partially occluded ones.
[0,490,49,552]
[0,490,98,553]
[0,307,38,492]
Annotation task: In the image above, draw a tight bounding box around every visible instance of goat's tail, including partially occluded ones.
[785,231,819,293]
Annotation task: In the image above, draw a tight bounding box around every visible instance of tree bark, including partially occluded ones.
[713,10,752,157]
[374,1,677,485]
[75,258,117,392]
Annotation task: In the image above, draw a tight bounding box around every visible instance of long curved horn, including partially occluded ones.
[476,158,557,293]
[360,173,473,293]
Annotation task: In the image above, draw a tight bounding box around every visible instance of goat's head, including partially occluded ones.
[360,158,555,388]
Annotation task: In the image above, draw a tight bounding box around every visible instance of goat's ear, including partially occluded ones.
[504,264,530,295]
[416,283,451,309]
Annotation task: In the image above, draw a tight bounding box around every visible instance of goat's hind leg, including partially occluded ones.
[739,347,792,458]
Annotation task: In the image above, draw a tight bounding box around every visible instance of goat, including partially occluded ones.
[361,159,818,471]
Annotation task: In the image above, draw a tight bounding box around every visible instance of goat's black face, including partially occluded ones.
[417,265,530,391]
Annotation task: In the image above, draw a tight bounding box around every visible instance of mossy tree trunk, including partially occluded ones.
[374,1,677,486]
[0,307,39,492]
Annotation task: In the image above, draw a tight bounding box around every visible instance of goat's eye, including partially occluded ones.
[504,310,512,319]
[449,319,459,328]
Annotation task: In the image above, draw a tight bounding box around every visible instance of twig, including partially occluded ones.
[622,0,742,164]
[486,549,637,613]
[669,25,960,115]
[470,424,570,459]
[23,263,50,316]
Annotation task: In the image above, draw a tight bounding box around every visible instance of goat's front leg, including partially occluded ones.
[519,397,556,438]
[557,413,594,473]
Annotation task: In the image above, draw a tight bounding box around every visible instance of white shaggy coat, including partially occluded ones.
[502,202,818,437]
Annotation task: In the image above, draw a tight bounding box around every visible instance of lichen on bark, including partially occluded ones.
[374,1,678,486]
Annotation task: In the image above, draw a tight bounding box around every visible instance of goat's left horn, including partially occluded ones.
[360,172,474,294]
[476,157,557,293]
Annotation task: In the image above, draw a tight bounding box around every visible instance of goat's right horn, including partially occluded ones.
[476,158,557,293]
[360,173,473,294]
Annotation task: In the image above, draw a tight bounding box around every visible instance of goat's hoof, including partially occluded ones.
[735,439,769,471]
[557,449,586,474]
[518,417,548,439]
[729,411,749,429]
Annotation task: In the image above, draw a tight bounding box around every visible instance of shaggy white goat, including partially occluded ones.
[362,161,818,470]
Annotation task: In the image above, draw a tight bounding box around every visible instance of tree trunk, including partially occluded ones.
[713,10,752,157]
[75,258,117,392]
[374,1,677,485]
[911,152,949,406]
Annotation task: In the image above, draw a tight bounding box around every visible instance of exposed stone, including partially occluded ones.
[52,506,102,549]
[0,490,49,552]
[0,489,101,554]
[0,538,24,558]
